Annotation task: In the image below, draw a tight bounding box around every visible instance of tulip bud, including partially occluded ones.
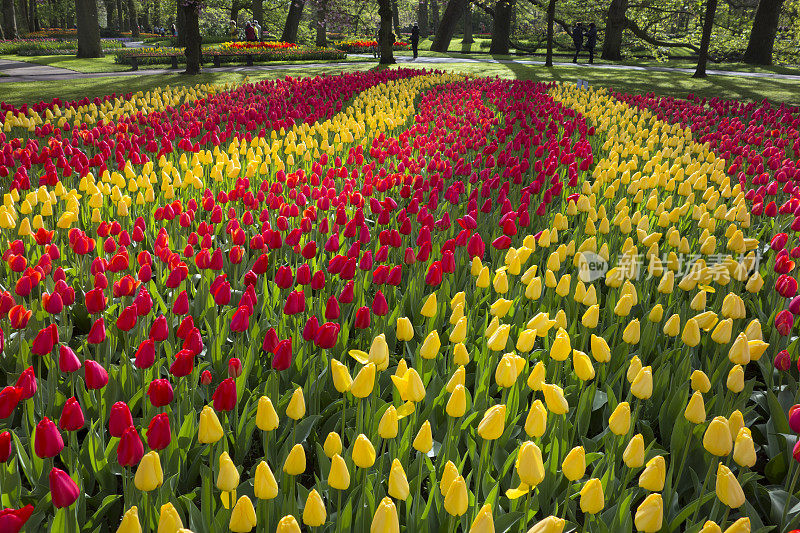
[388,459,410,500]
[327,453,350,491]
[715,463,745,508]
[526,516,565,533]
[134,451,163,492]
[684,391,706,424]
[525,400,547,438]
[609,402,631,435]
[229,496,257,532]
[638,456,666,491]
[253,460,278,500]
[562,446,586,481]
[116,506,141,533]
[302,490,326,527]
[413,420,433,453]
[351,363,376,398]
[49,467,79,508]
[158,503,184,532]
[579,478,604,515]
[690,370,711,393]
[703,416,733,457]
[446,385,467,418]
[550,328,571,361]
[371,497,400,533]
[623,434,645,469]
[468,504,494,533]
[477,405,507,440]
[444,476,468,516]
[727,365,745,393]
[396,317,414,341]
[634,493,663,532]
[276,515,301,533]
[542,384,569,415]
[284,444,306,476]
[733,428,756,468]
[256,396,279,432]
[353,434,376,468]
[198,406,224,444]
[517,441,545,487]
[286,387,306,420]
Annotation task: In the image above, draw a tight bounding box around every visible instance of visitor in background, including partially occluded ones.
[572,22,583,63]
[253,20,262,41]
[245,22,256,42]
[374,27,380,59]
[586,23,597,64]
[230,20,238,40]
[171,24,177,38]
[411,24,420,59]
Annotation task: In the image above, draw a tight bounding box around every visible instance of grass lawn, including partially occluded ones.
[0,54,129,73]
[0,61,797,107]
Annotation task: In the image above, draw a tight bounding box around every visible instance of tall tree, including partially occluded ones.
[430,0,438,32]
[2,0,17,39]
[76,0,103,56]
[176,4,186,45]
[392,0,400,34]
[544,0,555,66]
[314,0,328,46]
[743,0,786,65]
[182,0,200,74]
[116,0,124,31]
[378,0,396,63]
[418,0,428,35]
[601,0,628,60]
[28,0,38,31]
[431,0,467,52]
[693,0,718,78]
[127,0,139,36]
[489,0,513,54]
[152,0,159,27]
[463,2,473,44]
[252,0,262,26]
[281,0,305,43]
[16,0,27,32]
[105,0,115,27]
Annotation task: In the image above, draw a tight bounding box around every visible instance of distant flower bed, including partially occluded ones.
[113,45,346,66]
[24,28,160,39]
[0,38,124,55]
[336,40,410,52]
[218,41,298,51]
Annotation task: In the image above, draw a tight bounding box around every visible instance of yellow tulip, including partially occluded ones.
[302,490,326,527]
[468,504,494,533]
[371,497,400,533]
[229,496,257,532]
[579,478,604,515]
[283,444,306,476]
[369,334,390,371]
[727,365,745,393]
[378,406,399,439]
[487,324,511,351]
[703,417,733,457]
[723,518,750,533]
[447,385,467,418]
[527,362,546,390]
[477,405,507,440]
[324,432,343,458]
[631,366,653,400]
[542,384,569,415]
[331,359,353,393]
[634,493,663,532]
[388,459,410,500]
[627,356,642,383]
[526,516,565,533]
[157,502,183,533]
[690,370,711,393]
[590,334,610,363]
[116,507,141,533]
[450,317,468,343]
[638,456,666,491]
[134,451,163,492]
[716,463,745,508]
[351,362,377,398]
[444,476,469,516]
[622,319,640,344]
[276,515,301,533]
[413,421,433,453]
[728,333,750,365]
[562,446,586,481]
[517,441,545,487]
[396,317,414,341]
[681,318,701,347]
[256,396,279,431]
[286,387,306,420]
[733,428,756,468]
[198,406,224,444]
[420,331,441,359]
[453,343,470,365]
[573,350,595,381]
[550,328,571,361]
[254,461,278,500]
[699,521,722,533]
[328,454,350,490]
[609,402,631,435]
[685,391,706,424]
[216,452,240,492]
[420,293,437,317]
[353,434,376,468]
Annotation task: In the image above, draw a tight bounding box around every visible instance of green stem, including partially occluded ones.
[690,456,719,525]
[782,461,800,529]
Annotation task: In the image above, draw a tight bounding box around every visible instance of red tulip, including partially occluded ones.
[109,402,134,438]
[275,266,294,288]
[149,315,169,342]
[146,413,171,450]
[775,350,791,371]
[176,316,195,339]
[325,296,340,320]
[134,288,153,316]
[58,345,81,373]
[116,304,138,332]
[772,233,789,251]
[354,306,371,329]
[0,431,11,462]
[262,328,279,353]
[775,254,796,274]
[14,366,36,400]
[117,426,144,467]
[0,504,34,533]
[212,378,237,411]
[297,264,312,285]
[42,292,64,314]
[87,318,106,344]
[338,281,354,304]
[315,322,340,349]
[31,324,58,356]
[135,339,156,369]
[302,316,319,341]
[147,379,174,407]
[283,290,306,315]
[372,291,389,316]
[172,290,189,315]
[776,275,798,298]
[790,405,800,433]
[170,349,195,377]
[425,262,443,286]
[49,467,79,508]
[212,281,231,306]
[59,397,84,432]
[777,309,795,336]
[230,305,251,332]
[0,386,21,418]
[273,339,293,370]
[200,370,213,385]
[84,360,109,389]
[794,440,800,463]
[228,358,243,378]
[34,417,64,458]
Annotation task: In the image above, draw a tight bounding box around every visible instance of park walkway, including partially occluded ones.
[1,53,799,83]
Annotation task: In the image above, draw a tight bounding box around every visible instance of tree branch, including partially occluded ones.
[470,0,494,17]
[624,16,700,51]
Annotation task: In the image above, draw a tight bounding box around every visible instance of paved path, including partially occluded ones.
[1,53,799,83]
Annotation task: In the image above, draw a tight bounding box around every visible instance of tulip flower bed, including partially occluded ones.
[0,39,125,56]
[0,69,799,533]
[112,46,346,67]
[218,42,299,51]
[335,40,410,53]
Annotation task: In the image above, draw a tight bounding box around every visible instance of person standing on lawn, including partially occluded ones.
[585,23,597,63]
[572,22,584,63]
[410,24,420,59]
[245,22,256,42]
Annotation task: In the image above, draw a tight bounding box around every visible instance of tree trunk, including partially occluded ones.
[490,0,513,54]
[230,2,239,24]
[182,2,200,74]
[545,0,556,66]
[418,0,428,36]
[2,0,17,38]
[378,0,395,63]
[127,0,138,36]
[742,0,785,65]
[431,0,466,52]
[152,0,159,27]
[429,0,438,33]
[462,2,473,43]
[176,3,186,45]
[16,0,27,32]
[116,0,123,31]
[50,0,59,28]
[693,0,718,78]
[391,0,400,35]
[315,0,327,46]
[143,0,149,31]
[76,0,103,57]
[601,0,628,60]
[105,0,114,28]
[252,0,262,26]
[29,0,38,30]
[281,0,305,43]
